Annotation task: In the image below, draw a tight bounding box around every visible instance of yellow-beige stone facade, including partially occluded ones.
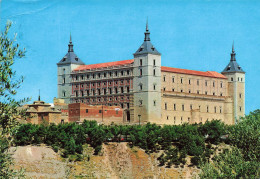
[57,23,245,125]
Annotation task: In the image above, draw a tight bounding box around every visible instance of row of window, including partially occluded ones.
[73,79,131,88]
[139,59,157,66]
[164,103,224,113]
[163,76,224,88]
[231,77,243,82]
[73,99,130,109]
[163,87,223,96]
[166,116,222,124]
[72,69,132,81]
[74,86,131,97]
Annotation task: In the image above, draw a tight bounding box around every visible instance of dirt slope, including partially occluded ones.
[11,143,199,178]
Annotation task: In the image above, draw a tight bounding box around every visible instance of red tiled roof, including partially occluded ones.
[161,66,227,79]
[73,59,134,71]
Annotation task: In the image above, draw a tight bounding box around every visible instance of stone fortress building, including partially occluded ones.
[57,22,245,125]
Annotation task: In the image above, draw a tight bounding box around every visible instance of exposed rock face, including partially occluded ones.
[10,145,68,178]
[11,143,199,178]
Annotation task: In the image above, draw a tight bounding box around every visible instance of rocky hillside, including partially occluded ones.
[11,143,200,178]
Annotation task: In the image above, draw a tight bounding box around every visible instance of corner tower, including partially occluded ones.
[57,35,85,103]
[222,42,245,123]
[133,21,162,124]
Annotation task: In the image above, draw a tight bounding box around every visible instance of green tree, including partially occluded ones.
[199,147,259,178]
[0,21,28,178]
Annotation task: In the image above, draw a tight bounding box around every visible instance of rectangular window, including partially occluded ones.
[207,106,209,113]
[197,80,199,85]
[140,59,142,66]
[181,78,183,84]
[182,104,184,111]
[239,93,242,98]
[240,106,242,112]
[172,77,175,83]
[86,109,88,113]
[153,59,156,66]
[63,78,65,84]
[220,82,223,88]
[140,69,142,76]
[153,69,156,76]
[163,76,166,82]
[121,71,124,76]
[214,106,217,113]
[205,91,207,95]
[205,81,207,86]
[213,81,215,87]
[140,85,142,91]
[154,85,156,90]
[172,88,175,92]
[163,87,166,91]
[174,104,176,110]
[190,104,192,110]
[165,103,167,110]
[153,100,156,106]
[189,79,191,84]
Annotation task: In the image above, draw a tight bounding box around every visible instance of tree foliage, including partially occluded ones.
[0,21,28,178]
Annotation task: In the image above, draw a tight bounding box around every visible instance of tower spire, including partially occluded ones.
[230,41,236,61]
[38,89,41,101]
[68,33,74,52]
[144,19,150,41]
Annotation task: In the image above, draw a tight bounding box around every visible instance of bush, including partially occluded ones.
[191,156,200,166]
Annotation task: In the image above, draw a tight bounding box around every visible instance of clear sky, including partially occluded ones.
[1,0,259,114]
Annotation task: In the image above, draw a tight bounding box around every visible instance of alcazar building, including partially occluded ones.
[57,22,245,125]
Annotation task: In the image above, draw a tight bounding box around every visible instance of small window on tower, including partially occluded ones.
[63,78,65,84]
[153,100,156,106]
[140,59,142,66]
[154,85,156,90]
[63,68,65,74]
[239,93,242,98]
[231,77,233,81]
[163,76,166,82]
[63,91,66,97]
[140,69,142,76]
[153,69,156,76]
[165,103,167,110]
[153,59,156,66]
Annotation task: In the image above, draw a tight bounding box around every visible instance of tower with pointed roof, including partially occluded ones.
[57,35,85,103]
[132,20,162,123]
[222,42,245,123]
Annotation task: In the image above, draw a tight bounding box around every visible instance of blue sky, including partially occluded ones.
[1,0,259,114]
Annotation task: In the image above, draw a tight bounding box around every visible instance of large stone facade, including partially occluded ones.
[57,23,245,125]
